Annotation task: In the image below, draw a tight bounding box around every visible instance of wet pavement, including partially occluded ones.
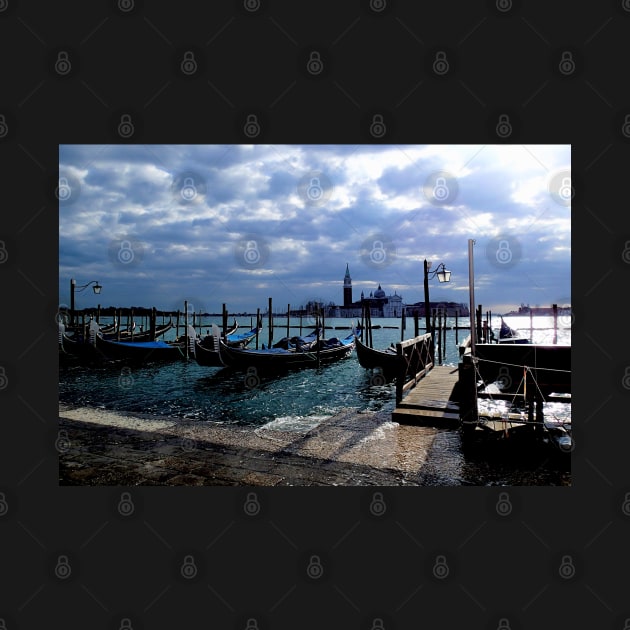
[58,405,570,486]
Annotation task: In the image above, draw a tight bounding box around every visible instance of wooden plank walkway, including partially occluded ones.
[392,365,461,427]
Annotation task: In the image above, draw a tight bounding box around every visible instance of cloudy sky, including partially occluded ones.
[59,144,571,316]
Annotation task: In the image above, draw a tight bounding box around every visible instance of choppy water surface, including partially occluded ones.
[59,316,571,485]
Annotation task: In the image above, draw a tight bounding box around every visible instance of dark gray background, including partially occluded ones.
[0,0,626,628]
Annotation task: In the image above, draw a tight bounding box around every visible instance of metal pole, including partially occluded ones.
[70,278,76,327]
[423,259,431,336]
[468,239,476,356]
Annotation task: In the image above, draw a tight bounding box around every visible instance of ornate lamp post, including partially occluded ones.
[70,279,102,326]
[423,260,451,361]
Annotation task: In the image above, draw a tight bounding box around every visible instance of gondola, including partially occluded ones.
[354,333,401,378]
[93,334,191,362]
[101,319,174,342]
[190,324,319,368]
[215,327,357,372]
[60,320,192,363]
[498,317,530,344]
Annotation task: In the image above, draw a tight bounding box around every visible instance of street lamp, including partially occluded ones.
[70,278,102,326]
[423,260,451,361]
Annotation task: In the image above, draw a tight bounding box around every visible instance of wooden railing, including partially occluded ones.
[395,333,434,404]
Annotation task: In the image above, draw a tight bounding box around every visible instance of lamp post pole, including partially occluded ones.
[467,239,476,356]
[423,259,431,339]
[70,278,76,327]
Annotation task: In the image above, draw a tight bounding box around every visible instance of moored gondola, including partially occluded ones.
[498,316,530,344]
[354,332,401,378]
[215,327,357,372]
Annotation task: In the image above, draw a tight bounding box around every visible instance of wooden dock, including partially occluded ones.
[392,365,461,427]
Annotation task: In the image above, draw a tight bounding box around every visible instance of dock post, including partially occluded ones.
[184,302,189,359]
[117,309,121,341]
[96,304,100,325]
[256,307,260,350]
[299,315,303,336]
[455,309,459,344]
[395,342,404,405]
[130,308,134,341]
[175,310,180,341]
[401,308,406,342]
[414,311,419,338]
[287,304,290,338]
[552,303,558,344]
[268,297,273,347]
[443,308,447,360]
[437,308,442,365]
[222,303,227,342]
[184,301,188,339]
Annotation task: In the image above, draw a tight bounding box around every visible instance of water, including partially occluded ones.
[59,315,571,484]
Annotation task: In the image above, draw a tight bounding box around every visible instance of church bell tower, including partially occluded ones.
[343,263,352,307]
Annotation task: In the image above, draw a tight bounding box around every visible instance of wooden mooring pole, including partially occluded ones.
[553,303,558,344]
[255,307,260,350]
[268,297,273,347]
[455,309,459,344]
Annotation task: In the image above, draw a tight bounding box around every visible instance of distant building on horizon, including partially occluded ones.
[332,264,404,318]
[330,264,470,319]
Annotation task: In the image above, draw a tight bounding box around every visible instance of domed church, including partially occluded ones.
[334,264,403,318]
